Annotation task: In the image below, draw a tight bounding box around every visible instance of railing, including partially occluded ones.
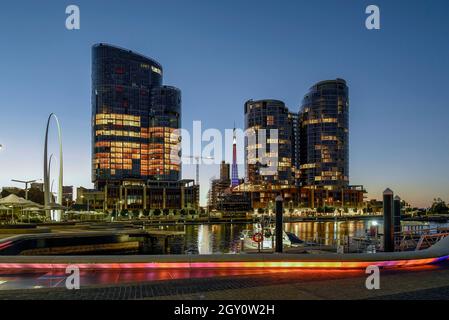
[395,227,449,251]
[240,231,381,254]
[241,226,449,254]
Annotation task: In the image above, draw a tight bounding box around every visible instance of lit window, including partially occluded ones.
[151,66,162,75]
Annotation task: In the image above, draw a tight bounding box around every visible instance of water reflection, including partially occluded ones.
[162,220,378,254]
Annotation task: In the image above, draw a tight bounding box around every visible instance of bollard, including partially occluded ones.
[275,195,283,253]
[383,188,394,252]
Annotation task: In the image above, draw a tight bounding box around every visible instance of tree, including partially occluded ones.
[172,209,178,216]
[430,198,449,214]
[1,188,46,205]
[120,209,128,217]
[257,208,265,214]
[142,209,150,217]
[180,209,186,216]
[323,206,335,214]
[153,209,161,216]
[189,209,196,216]
[163,208,170,216]
[27,188,45,205]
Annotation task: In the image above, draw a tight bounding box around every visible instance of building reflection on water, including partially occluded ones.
[164,220,378,255]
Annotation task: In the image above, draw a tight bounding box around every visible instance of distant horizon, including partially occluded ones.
[1,1,448,208]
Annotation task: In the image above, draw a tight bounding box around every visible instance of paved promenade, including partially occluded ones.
[0,261,448,300]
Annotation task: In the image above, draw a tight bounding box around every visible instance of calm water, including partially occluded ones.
[157,219,449,254]
[160,219,372,254]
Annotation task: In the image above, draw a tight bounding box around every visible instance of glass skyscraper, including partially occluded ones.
[299,78,349,190]
[149,85,181,181]
[244,99,293,185]
[92,43,181,189]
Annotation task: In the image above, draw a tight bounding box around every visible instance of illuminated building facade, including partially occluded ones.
[289,111,301,186]
[236,79,365,210]
[91,44,197,211]
[244,99,294,185]
[76,180,198,212]
[149,85,181,181]
[92,43,181,185]
[299,79,349,190]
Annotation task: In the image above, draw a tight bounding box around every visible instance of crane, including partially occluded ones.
[183,155,214,185]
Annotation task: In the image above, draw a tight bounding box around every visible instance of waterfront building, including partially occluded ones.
[148,85,182,181]
[237,79,365,211]
[92,43,165,186]
[208,161,231,211]
[215,192,252,215]
[77,180,198,213]
[91,44,197,211]
[233,183,365,210]
[299,78,349,189]
[244,99,294,186]
[289,111,301,186]
[208,179,230,211]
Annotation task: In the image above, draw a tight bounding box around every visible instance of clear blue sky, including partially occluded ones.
[0,0,448,207]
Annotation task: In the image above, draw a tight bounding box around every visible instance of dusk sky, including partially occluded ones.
[0,0,448,207]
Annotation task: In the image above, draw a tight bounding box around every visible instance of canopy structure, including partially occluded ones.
[22,206,45,223]
[22,207,44,212]
[0,194,43,223]
[44,203,67,211]
[0,205,12,213]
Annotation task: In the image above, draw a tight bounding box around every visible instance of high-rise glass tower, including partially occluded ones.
[244,99,293,185]
[149,86,181,181]
[299,78,349,190]
[92,43,181,189]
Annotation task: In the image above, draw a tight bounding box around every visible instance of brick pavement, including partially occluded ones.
[0,263,448,300]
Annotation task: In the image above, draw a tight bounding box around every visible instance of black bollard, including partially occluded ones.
[383,188,394,252]
[275,195,283,253]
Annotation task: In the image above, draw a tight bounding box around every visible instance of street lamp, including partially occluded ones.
[115,199,124,219]
[11,179,39,200]
[80,195,90,212]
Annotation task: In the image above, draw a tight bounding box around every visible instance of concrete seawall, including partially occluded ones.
[0,235,448,270]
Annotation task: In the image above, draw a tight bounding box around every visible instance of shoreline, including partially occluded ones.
[140,214,383,226]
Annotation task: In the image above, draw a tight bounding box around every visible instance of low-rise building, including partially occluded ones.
[76,179,199,213]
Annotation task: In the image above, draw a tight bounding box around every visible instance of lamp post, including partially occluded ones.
[80,195,85,211]
[115,200,123,217]
[11,179,38,200]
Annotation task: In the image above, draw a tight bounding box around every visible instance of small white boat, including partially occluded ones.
[239,225,304,250]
